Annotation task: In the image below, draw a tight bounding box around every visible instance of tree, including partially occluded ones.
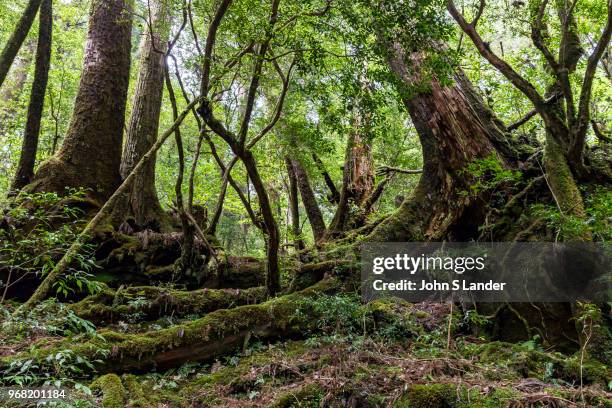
[285,156,305,250]
[327,109,375,235]
[9,0,52,194]
[25,0,133,203]
[197,0,294,295]
[0,0,43,88]
[367,44,518,242]
[119,0,169,227]
[447,0,612,222]
[291,158,326,242]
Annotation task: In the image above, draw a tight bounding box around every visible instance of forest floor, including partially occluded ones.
[1,289,611,408]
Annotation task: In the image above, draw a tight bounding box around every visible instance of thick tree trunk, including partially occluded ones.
[10,0,52,193]
[285,157,304,250]
[119,0,168,226]
[368,45,516,242]
[291,158,326,242]
[0,0,42,88]
[26,0,132,203]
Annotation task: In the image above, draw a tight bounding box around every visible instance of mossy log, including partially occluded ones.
[71,284,267,324]
[208,255,266,289]
[3,278,340,373]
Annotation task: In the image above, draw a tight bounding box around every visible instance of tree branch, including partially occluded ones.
[573,0,612,153]
[447,0,548,111]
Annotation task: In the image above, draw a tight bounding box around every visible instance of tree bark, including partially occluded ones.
[328,121,375,235]
[0,0,42,88]
[26,0,132,203]
[368,45,516,242]
[291,158,326,242]
[119,0,168,226]
[312,152,339,203]
[285,157,305,250]
[9,0,52,193]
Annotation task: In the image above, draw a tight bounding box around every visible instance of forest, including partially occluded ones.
[0,0,610,406]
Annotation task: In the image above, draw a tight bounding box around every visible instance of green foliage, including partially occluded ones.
[460,154,522,197]
[531,186,612,241]
[293,293,365,336]
[1,299,101,344]
[0,190,101,299]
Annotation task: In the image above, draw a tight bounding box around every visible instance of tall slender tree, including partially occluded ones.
[291,158,326,242]
[119,0,169,226]
[0,0,43,88]
[10,0,52,194]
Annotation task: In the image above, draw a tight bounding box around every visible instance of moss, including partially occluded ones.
[121,374,149,407]
[2,278,341,374]
[71,284,267,323]
[543,134,587,229]
[469,341,566,379]
[561,355,611,385]
[395,383,456,408]
[269,383,324,407]
[90,374,126,408]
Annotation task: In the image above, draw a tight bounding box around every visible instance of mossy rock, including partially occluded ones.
[90,374,126,408]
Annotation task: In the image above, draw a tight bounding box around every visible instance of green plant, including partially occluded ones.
[459,154,522,197]
[0,189,101,301]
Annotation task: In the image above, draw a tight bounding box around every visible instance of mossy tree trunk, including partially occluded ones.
[118,0,169,227]
[328,112,375,235]
[367,45,517,242]
[26,0,132,203]
[10,0,52,193]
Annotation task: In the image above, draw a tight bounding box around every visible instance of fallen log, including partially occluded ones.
[3,278,340,373]
[70,284,267,324]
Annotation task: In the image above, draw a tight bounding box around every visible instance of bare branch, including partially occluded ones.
[447,0,547,110]
[376,165,423,176]
[200,0,233,97]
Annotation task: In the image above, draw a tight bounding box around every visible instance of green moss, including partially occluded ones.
[561,356,611,385]
[269,383,324,407]
[90,374,126,408]
[395,383,456,408]
[121,374,149,407]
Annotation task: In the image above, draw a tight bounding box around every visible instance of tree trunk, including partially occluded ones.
[312,152,339,203]
[119,0,168,226]
[26,0,132,203]
[328,120,375,235]
[9,0,52,193]
[242,150,281,295]
[0,0,42,88]
[368,45,516,242]
[285,157,304,250]
[291,158,326,242]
